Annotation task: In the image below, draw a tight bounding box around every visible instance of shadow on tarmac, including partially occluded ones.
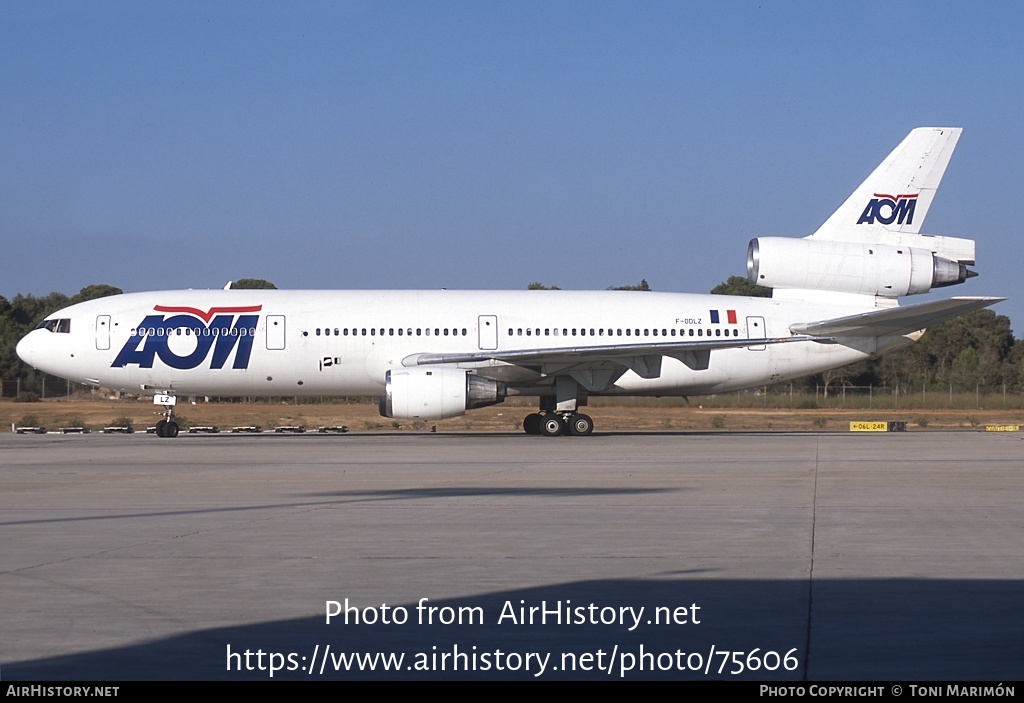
[7,577,1021,680]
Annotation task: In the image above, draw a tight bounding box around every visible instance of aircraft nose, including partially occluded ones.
[16,332,41,368]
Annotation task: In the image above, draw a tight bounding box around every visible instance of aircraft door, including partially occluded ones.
[746,316,766,351]
[478,315,498,350]
[95,315,110,351]
[267,315,286,350]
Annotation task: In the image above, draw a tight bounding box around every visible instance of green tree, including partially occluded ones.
[232,278,277,290]
[710,276,771,297]
[608,278,651,291]
[527,282,560,290]
[70,284,123,304]
[864,310,1014,390]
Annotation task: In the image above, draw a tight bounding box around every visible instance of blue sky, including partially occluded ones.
[2,1,1022,329]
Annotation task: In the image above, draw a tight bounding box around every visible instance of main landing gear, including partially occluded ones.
[523,377,595,436]
[522,411,594,437]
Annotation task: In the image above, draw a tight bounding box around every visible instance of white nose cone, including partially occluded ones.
[16,332,40,368]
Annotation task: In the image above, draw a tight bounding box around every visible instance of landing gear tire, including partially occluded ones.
[164,422,179,438]
[523,413,542,435]
[567,413,594,436]
[155,419,167,438]
[541,414,566,437]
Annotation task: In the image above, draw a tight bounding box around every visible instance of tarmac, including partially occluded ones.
[1,430,1021,680]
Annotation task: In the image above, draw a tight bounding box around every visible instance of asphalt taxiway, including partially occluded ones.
[1,430,1021,680]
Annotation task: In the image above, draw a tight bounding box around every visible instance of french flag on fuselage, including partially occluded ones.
[709,309,738,324]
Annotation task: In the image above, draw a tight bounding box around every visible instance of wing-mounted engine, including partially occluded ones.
[747,237,976,298]
[379,368,506,420]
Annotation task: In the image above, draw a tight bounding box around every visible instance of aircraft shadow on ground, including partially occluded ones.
[7,578,1021,680]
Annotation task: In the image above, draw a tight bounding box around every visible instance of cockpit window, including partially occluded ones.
[36,318,71,333]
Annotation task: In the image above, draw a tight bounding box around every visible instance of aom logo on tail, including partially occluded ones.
[857,192,918,225]
[111,305,262,370]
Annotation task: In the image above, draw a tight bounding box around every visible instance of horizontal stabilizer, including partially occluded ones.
[789,297,1003,338]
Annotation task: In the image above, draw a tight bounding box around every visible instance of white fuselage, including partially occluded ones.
[16,288,905,400]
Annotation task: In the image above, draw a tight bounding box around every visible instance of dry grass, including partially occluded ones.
[2,398,1021,433]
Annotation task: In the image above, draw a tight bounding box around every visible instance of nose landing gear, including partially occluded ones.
[153,393,180,438]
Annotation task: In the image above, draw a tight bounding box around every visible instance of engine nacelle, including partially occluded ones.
[378,368,506,420]
[747,237,973,297]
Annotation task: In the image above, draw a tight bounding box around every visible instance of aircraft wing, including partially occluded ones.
[789,296,1004,337]
[405,334,812,368]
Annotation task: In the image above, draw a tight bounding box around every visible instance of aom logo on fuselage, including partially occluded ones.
[857,192,918,225]
[111,305,262,370]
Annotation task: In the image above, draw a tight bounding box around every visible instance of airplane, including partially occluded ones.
[16,127,1002,438]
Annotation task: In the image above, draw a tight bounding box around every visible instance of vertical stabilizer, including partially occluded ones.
[809,127,962,241]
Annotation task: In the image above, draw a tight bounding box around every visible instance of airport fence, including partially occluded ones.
[3,381,1023,411]
[589,384,1024,411]
[0,376,75,401]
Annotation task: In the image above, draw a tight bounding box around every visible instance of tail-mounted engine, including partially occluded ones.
[379,368,506,420]
[747,237,975,298]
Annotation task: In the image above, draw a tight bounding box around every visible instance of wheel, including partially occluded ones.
[165,421,179,438]
[155,419,167,438]
[567,413,594,436]
[523,413,543,435]
[540,414,565,437]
